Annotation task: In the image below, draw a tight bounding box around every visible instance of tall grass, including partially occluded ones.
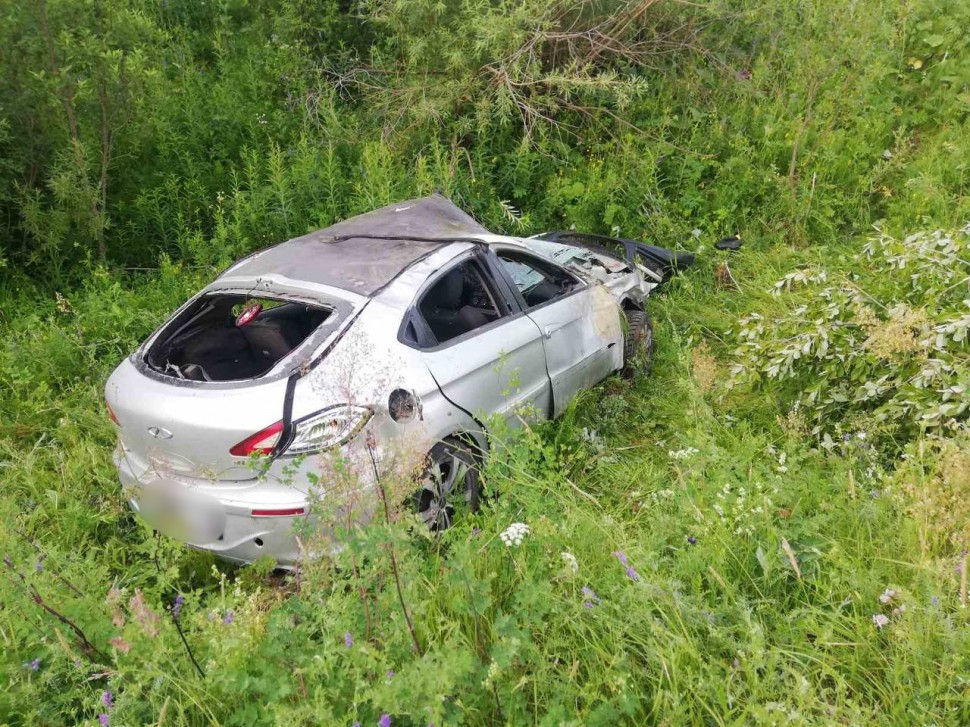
[1,0,969,723]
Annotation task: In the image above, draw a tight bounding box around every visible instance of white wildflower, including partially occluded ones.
[499,523,530,547]
[560,552,579,575]
[879,588,896,604]
[668,447,700,461]
[580,427,600,444]
[873,613,890,629]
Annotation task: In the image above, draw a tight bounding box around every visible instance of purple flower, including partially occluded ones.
[870,490,880,499]
[379,715,391,727]
[626,566,640,582]
[613,551,628,566]
[98,714,109,727]
[687,536,697,545]
[172,595,184,619]
[472,528,481,536]
[386,670,394,679]
[223,611,233,625]
[35,558,43,574]
[352,723,361,727]
[583,600,594,609]
[101,690,113,709]
[738,69,752,80]
[344,632,353,648]
[28,658,40,671]
[581,586,601,604]
[931,595,940,606]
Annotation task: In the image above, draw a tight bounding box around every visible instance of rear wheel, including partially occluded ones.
[622,309,654,377]
[413,438,480,531]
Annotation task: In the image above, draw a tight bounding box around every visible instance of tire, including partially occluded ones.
[622,308,655,377]
[413,438,481,531]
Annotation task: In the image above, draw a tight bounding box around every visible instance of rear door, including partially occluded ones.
[405,251,552,424]
[491,246,622,416]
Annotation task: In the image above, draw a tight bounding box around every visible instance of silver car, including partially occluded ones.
[105,195,688,567]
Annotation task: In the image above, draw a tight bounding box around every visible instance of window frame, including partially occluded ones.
[489,245,588,315]
[398,250,521,351]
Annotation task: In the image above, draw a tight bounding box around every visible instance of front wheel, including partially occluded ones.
[413,438,481,531]
[622,308,655,377]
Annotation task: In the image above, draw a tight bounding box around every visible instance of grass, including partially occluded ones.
[1,0,969,722]
[1,237,969,725]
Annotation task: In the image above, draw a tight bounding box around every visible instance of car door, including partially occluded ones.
[402,251,552,425]
[491,246,622,416]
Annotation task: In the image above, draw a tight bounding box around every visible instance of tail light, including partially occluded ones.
[286,405,372,455]
[229,406,371,458]
[106,402,120,426]
[230,420,284,456]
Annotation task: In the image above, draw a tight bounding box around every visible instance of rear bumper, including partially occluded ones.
[115,446,310,568]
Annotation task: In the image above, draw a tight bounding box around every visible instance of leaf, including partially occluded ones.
[756,545,771,575]
[780,537,802,580]
[923,35,946,48]
[129,589,160,638]
[108,636,132,654]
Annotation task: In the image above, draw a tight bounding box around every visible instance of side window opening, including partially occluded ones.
[497,250,579,309]
[417,259,503,345]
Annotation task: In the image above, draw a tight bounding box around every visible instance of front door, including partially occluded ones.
[492,247,621,416]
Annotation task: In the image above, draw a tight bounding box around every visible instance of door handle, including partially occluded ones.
[542,322,568,339]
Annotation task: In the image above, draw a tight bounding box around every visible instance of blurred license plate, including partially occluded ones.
[139,485,225,544]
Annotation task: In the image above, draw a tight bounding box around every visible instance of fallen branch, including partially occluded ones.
[2,555,109,663]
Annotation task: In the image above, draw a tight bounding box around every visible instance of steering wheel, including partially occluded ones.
[235,302,263,327]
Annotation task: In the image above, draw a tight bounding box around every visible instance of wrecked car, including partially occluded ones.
[105,195,689,567]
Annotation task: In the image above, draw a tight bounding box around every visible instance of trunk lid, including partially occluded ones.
[106,359,290,481]
[106,280,362,482]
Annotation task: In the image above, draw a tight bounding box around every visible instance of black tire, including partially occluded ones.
[622,308,655,377]
[413,437,481,531]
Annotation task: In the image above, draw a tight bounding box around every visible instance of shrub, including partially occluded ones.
[729,224,970,443]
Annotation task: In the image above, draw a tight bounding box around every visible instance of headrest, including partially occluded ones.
[427,268,464,309]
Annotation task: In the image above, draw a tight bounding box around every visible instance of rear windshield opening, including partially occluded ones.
[146,295,332,382]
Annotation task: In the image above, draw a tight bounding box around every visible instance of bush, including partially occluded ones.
[729,224,970,443]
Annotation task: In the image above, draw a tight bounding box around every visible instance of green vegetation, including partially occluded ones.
[1,0,969,723]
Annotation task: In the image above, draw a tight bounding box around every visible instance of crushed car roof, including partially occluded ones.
[221,194,488,295]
